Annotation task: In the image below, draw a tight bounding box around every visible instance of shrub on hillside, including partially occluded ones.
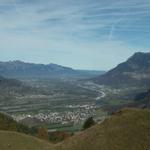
[83,117,95,130]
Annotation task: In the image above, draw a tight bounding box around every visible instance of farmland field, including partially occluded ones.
[0,78,108,132]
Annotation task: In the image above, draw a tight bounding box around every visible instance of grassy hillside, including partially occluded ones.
[0,108,150,150]
[0,131,53,150]
[0,112,37,135]
[56,108,150,150]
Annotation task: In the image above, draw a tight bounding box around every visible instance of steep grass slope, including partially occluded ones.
[56,108,150,150]
[0,131,53,150]
[0,112,36,135]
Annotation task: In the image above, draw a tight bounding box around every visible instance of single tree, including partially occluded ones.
[83,117,95,130]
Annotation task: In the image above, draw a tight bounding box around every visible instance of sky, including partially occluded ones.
[0,0,150,70]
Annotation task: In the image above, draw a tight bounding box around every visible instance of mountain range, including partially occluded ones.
[0,61,104,79]
[93,52,150,87]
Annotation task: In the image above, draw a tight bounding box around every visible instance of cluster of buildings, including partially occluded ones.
[13,105,97,125]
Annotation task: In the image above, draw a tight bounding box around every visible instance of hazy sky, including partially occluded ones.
[0,0,150,70]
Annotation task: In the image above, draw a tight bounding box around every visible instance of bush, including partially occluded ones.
[83,117,95,130]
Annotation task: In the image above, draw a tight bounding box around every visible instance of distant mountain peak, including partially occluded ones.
[127,52,150,63]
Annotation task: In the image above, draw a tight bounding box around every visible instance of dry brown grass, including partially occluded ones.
[0,130,54,150]
[55,108,150,150]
